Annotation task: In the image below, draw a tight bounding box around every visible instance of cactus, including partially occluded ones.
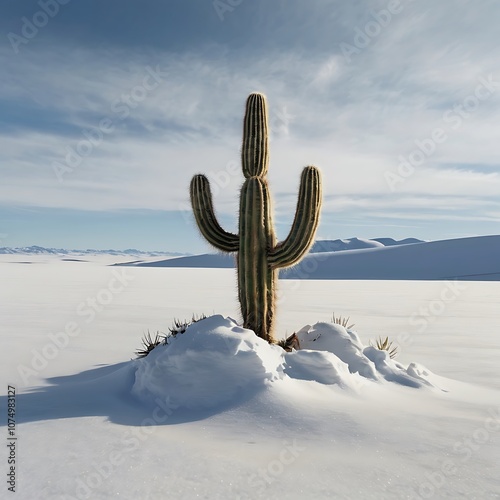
[190,93,322,343]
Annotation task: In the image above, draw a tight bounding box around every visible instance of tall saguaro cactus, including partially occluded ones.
[190,93,322,343]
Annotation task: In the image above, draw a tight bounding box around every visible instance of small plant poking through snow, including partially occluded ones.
[371,336,399,359]
[136,331,165,359]
[168,313,207,336]
[332,312,355,329]
[277,332,301,352]
[136,314,208,358]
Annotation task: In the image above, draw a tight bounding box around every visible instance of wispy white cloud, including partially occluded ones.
[1,0,500,244]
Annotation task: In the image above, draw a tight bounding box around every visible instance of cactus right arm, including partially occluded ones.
[190,175,239,252]
[268,166,322,269]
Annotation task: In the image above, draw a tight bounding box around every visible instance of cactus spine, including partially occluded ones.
[190,93,322,343]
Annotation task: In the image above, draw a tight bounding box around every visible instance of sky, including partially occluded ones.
[1,0,500,253]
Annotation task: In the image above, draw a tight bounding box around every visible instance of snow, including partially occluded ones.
[132,317,442,413]
[122,235,500,281]
[126,252,236,268]
[295,322,379,380]
[0,245,186,258]
[1,254,500,499]
[132,315,284,411]
[0,237,421,257]
[284,235,500,281]
[310,237,421,252]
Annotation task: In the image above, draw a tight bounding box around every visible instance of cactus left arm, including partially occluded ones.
[190,174,239,252]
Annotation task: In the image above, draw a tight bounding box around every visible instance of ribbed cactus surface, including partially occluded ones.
[190,93,322,343]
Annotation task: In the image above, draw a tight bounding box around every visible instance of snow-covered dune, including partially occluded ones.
[310,236,423,252]
[129,252,235,268]
[125,235,500,281]
[284,235,500,281]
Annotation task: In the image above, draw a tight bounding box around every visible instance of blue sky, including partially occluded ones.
[1,0,500,253]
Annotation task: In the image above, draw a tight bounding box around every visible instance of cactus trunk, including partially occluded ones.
[190,93,323,343]
[238,177,276,341]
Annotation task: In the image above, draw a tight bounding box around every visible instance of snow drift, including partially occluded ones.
[132,315,443,412]
[284,235,500,280]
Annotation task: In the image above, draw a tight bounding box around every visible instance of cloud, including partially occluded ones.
[1,0,500,240]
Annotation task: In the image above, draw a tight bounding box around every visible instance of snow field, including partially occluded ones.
[1,257,499,499]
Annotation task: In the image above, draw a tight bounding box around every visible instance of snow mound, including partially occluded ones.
[297,322,440,388]
[283,349,355,388]
[296,322,378,380]
[131,315,284,410]
[132,315,442,411]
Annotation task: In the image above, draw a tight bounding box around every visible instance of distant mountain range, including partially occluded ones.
[0,238,424,257]
[0,245,186,257]
[121,237,428,271]
[6,237,499,281]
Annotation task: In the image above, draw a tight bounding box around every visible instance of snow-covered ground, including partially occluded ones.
[1,255,500,499]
